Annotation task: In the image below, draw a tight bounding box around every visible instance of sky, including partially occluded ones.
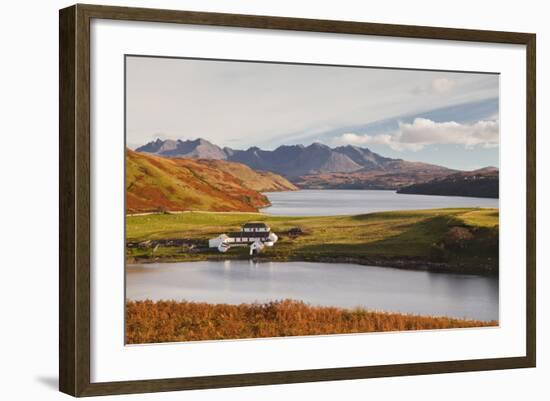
[126,56,499,170]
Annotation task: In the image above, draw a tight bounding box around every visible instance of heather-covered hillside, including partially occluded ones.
[126,150,296,214]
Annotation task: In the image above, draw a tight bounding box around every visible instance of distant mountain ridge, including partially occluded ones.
[137,138,227,159]
[136,138,454,179]
[397,167,499,198]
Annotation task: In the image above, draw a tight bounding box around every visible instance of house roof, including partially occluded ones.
[242,222,268,228]
[228,231,270,239]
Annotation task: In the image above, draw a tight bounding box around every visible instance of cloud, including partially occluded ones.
[411,77,456,96]
[127,56,499,150]
[432,78,455,93]
[332,118,499,151]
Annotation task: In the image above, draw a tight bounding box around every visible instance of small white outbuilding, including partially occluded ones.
[249,240,265,255]
[208,234,229,249]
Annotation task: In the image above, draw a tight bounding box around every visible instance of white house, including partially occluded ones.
[208,222,278,253]
[241,222,270,233]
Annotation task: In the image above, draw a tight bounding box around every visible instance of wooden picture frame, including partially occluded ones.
[59,3,536,397]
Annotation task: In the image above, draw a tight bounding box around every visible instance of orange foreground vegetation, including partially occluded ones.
[126,300,497,344]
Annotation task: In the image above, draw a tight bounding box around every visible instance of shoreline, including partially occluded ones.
[126,210,267,217]
[126,254,498,276]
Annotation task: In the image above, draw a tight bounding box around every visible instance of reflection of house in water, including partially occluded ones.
[209,222,278,255]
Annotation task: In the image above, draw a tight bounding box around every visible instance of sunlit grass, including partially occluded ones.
[459,209,499,228]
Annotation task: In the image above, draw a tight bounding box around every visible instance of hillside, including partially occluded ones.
[295,162,454,190]
[198,159,298,192]
[397,167,499,198]
[126,150,295,214]
[136,138,454,180]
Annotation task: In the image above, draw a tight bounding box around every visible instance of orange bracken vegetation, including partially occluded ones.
[126,299,497,344]
[126,149,296,214]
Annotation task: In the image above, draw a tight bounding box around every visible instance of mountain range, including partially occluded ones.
[136,138,455,185]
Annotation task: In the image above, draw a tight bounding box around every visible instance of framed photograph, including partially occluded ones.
[59,4,536,397]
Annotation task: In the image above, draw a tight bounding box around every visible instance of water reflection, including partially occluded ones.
[126,260,498,321]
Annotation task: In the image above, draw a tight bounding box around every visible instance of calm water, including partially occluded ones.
[126,261,498,321]
[261,189,498,216]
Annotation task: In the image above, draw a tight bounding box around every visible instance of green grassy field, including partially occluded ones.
[126,208,499,274]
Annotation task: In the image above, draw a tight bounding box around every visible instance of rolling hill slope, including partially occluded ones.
[198,159,298,192]
[397,167,499,198]
[126,150,296,214]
